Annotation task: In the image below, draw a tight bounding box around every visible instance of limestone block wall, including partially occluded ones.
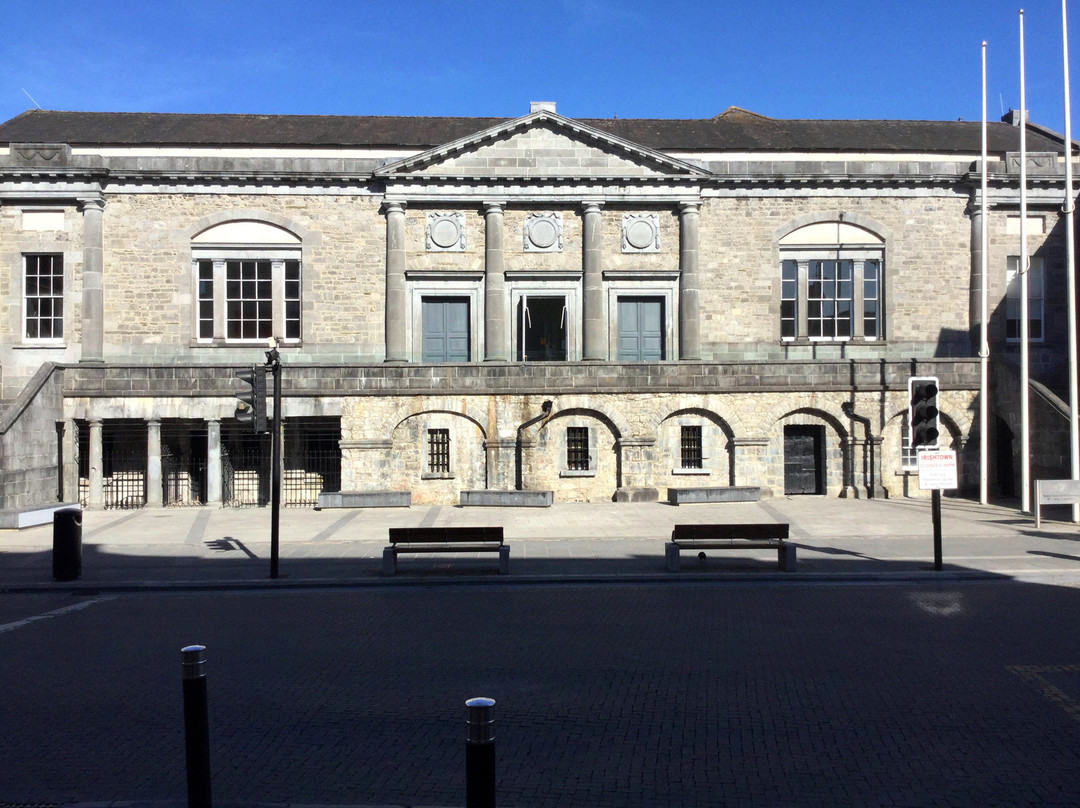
[0,205,85,398]
[696,193,974,359]
[98,192,385,361]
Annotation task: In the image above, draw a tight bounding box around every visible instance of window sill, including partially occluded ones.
[560,469,596,478]
[421,472,455,480]
[190,339,302,348]
[15,342,66,350]
[672,468,710,476]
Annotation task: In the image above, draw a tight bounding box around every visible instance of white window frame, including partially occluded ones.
[780,250,884,342]
[23,253,65,344]
[191,248,302,345]
[1006,255,1045,343]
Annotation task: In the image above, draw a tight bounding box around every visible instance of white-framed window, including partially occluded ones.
[778,220,885,342]
[605,272,678,361]
[24,253,64,342]
[193,255,301,343]
[191,220,303,345]
[1006,255,1045,341]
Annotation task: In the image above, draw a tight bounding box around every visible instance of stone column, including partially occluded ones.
[484,202,509,362]
[207,419,222,505]
[88,420,104,508]
[582,202,605,361]
[484,438,518,490]
[732,437,772,496]
[614,438,659,502]
[869,436,887,499]
[678,201,702,360]
[383,201,408,362]
[969,206,987,356]
[60,420,79,502]
[146,419,163,507]
[79,197,105,363]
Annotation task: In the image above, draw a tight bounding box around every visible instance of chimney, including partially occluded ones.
[530,101,556,114]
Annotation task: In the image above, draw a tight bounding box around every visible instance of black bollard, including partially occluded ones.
[465,697,496,808]
[182,645,212,808]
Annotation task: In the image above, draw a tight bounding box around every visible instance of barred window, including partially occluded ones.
[566,427,591,471]
[24,254,63,341]
[680,425,703,469]
[428,429,451,474]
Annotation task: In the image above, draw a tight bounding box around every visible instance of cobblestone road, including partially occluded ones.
[3,579,1080,807]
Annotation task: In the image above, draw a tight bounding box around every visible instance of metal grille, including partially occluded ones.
[76,420,148,509]
[283,418,341,507]
[222,440,269,507]
[566,427,590,471]
[681,425,703,469]
[428,428,450,473]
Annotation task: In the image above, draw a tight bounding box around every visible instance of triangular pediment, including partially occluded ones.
[375,110,709,180]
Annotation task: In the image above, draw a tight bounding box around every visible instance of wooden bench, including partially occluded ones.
[666,523,796,572]
[383,526,509,576]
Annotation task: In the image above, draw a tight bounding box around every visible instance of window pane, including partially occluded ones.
[567,427,590,471]
[681,425,703,469]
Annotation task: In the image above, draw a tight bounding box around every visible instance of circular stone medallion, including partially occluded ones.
[625,219,656,250]
[430,217,461,249]
[529,218,558,249]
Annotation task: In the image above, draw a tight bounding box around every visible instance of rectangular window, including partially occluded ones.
[197,259,215,340]
[226,259,273,341]
[566,426,591,471]
[24,254,63,341]
[781,254,882,341]
[284,259,302,341]
[428,429,451,474]
[863,260,880,339]
[1006,256,1045,341]
[781,259,798,339]
[680,425,703,469]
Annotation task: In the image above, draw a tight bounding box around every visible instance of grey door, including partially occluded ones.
[422,297,469,362]
[617,297,664,361]
[784,425,824,495]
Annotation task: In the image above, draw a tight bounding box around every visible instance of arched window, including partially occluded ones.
[191,220,302,344]
[779,220,884,341]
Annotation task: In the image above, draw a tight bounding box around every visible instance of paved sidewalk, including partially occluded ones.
[3,495,1080,590]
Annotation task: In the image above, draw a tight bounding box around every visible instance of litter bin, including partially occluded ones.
[53,507,83,581]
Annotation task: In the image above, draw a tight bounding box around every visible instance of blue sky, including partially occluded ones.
[2,0,1079,132]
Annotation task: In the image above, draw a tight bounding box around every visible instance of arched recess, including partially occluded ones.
[773,212,891,343]
[389,410,488,504]
[775,407,851,496]
[658,407,736,484]
[532,407,621,502]
[186,211,319,345]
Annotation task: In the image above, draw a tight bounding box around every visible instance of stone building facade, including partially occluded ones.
[0,104,1073,511]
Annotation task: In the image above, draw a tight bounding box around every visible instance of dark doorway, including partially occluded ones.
[994,416,1015,498]
[784,424,825,495]
[518,296,567,361]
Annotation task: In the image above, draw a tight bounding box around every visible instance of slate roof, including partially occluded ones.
[0,107,1066,154]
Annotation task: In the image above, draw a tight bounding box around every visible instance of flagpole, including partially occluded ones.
[1020,9,1032,514]
[981,41,991,506]
[1063,0,1079,521]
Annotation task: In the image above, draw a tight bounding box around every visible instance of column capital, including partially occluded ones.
[581,200,605,214]
[77,195,105,213]
[381,199,407,215]
[482,200,506,214]
[678,200,701,214]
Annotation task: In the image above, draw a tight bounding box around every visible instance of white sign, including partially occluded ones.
[917,450,958,491]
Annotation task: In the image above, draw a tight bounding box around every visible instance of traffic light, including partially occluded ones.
[235,366,267,433]
[908,376,940,450]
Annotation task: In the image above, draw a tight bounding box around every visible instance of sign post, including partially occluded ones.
[917,450,958,571]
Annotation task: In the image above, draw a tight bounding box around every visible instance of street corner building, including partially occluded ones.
[0,102,1074,514]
